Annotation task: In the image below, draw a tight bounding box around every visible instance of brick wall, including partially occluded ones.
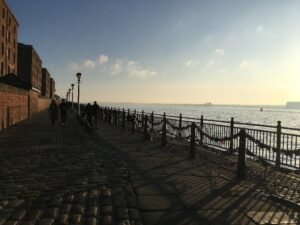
[0,82,51,131]
[0,82,28,129]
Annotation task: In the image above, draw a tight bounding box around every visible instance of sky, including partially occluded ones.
[7,0,300,105]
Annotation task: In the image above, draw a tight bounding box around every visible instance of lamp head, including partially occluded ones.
[76,72,82,81]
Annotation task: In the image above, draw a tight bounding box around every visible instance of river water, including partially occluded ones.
[101,103,300,129]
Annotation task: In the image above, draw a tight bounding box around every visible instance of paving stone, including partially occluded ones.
[59,204,72,213]
[86,217,97,225]
[126,197,137,208]
[25,210,42,222]
[128,209,140,220]
[19,221,35,225]
[116,208,129,220]
[71,205,85,214]
[138,195,183,211]
[56,214,68,225]
[99,197,111,206]
[102,215,112,225]
[114,196,127,207]
[117,220,130,225]
[101,206,112,215]
[10,209,26,220]
[87,207,98,217]
[38,218,54,225]
[4,220,18,225]
[70,214,81,224]
[7,200,24,208]
[43,208,59,219]
[0,219,6,225]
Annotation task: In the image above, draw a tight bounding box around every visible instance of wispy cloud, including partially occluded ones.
[207,60,215,67]
[68,62,79,71]
[256,25,264,34]
[110,59,157,79]
[238,60,256,69]
[214,48,225,56]
[184,60,193,67]
[83,60,96,69]
[98,54,109,64]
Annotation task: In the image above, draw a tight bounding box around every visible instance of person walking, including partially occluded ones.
[92,101,100,127]
[59,99,67,126]
[48,99,58,124]
[85,103,93,126]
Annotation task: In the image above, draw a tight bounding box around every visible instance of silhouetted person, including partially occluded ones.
[59,99,67,126]
[48,99,58,124]
[92,101,100,126]
[85,103,93,125]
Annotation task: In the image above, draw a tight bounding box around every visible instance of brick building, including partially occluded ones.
[17,43,42,92]
[0,0,19,76]
[41,68,50,98]
[50,77,55,98]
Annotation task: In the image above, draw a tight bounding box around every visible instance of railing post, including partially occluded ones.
[161,113,167,146]
[127,109,130,120]
[143,115,148,140]
[122,108,126,130]
[151,111,154,132]
[141,110,144,128]
[189,122,196,159]
[132,113,136,134]
[116,108,120,126]
[276,121,281,169]
[230,117,234,152]
[200,115,204,145]
[237,129,246,179]
[114,109,117,126]
[178,113,182,139]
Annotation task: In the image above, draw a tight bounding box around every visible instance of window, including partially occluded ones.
[13,53,15,64]
[1,43,3,55]
[8,48,10,60]
[8,17,11,26]
[1,62,3,74]
[2,25,4,37]
[13,39,15,48]
[7,66,10,73]
[2,9,5,19]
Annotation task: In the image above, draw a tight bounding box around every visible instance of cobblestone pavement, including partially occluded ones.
[95,122,300,225]
[0,112,143,225]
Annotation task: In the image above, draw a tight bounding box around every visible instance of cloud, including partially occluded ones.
[68,62,78,71]
[214,49,225,56]
[256,26,264,34]
[176,21,184,27]
[207,61,215,67]
[98,54,109,64]
[127,60,156,79]
[83,60,96,69]
[110,59,157,79]
[238,60,256,69]
[111,60,124,75]
[184,60,193,67]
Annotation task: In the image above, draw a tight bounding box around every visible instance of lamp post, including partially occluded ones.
[76,73,82,115]
[68,88,71,102]
[71,84,74,110]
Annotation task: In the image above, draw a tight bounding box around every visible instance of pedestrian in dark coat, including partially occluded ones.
[48,99,58,124]
[92,101,100,126]
[59,99,67,126]
[85,103,93,125]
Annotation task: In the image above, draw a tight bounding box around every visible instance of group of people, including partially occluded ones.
[48,99,68,125]
[48,99,101,127]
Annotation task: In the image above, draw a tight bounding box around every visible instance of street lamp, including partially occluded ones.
[76,73,82,115]
[68,88,71,102]
[71,83,74,110]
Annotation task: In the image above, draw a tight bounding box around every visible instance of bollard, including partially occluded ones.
[275,121,281,169]
[161,112,167,146]
[189,122,196,159]
[132,114,136,134]
[151,111,154,132]
[200,115,204,145]
[179,113,182,139]
[122,108,126,130]
[230,117,234,153]
[237,129,246,179]
[143,115,148,141]
[142,110,144,128]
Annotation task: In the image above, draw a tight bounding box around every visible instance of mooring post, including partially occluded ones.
[122,108,126,130]
[143,115,148,140]
[230,117,234,153]
[276,121,281,169]
[237,129,246,179]
[189,122,196,159]
[200,115,204,145]
[161,112,167,146]
[151,111,154,132]
[179,113,182,139]
[132,113,136,134]
[141,110,144,127]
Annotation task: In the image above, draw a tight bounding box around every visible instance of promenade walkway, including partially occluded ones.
[0,111,299,225]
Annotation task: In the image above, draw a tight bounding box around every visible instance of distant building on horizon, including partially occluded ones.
[17,43,42,92]
[286,102,300,109]
[0,0,19,76]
